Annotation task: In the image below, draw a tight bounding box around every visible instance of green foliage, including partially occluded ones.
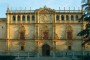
[79,55,90,60]
[77,0,90,47]
[0,55,15,60]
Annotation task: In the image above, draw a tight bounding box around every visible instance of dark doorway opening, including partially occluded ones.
[42,44,50,56]
[21,45,24,51]
[68,46,71,50]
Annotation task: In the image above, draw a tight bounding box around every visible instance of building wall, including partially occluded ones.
[9,24,35,39]
[0,21,7,39]
[0,20,7,52]
[0,7,88,55]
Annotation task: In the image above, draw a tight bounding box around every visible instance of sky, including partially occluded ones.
[0,0,82,18]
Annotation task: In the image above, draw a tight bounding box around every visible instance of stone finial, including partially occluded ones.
[78,7,80,10]
[64,7,65,10]
[59,7,60,10]
[44,5,47,8]
[69,7,70,12]
[20,7,22,13]
[16,8,17,13]
[25,7,26,12]
[30,7,31,10]
[7,5,10,13]
[7,5,10,10]
[64,7,65,12]
[59,7,60,12]
[69,7,70,10]
[25,7,26,10]
[74,7,75,11]
[30,7,31,12]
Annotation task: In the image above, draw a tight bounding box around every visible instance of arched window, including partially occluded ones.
[22,15,25,21]
[66,15,69,21]
[76,15,78,20]
[27,15,30,21]
[32,15,35,21]
[56,15,59,21]
[61,15,64,20]
[17,15,20,21]
[13,16,16,21]
[71,15,74,20]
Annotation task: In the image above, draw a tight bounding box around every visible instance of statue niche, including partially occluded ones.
[19,25,25,40]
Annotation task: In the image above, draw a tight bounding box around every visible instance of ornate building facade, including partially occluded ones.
[0,6,90,59]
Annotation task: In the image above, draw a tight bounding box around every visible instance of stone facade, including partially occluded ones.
[0,6,90,59]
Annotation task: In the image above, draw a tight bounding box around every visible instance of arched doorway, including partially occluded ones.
[42,44,50,56]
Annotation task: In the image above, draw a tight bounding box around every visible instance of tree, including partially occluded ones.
[77,0,90,47]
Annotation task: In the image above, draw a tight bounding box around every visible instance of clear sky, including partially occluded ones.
[0,0,82,18]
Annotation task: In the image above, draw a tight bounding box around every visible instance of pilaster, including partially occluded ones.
[16,15,18,23]
[30,15,32,23]
[64,15,66,22]
[69,15,71,22]
[11,15,12,23]
[59,15,61,22]
[25,15,27,23]
[20,15,22,23]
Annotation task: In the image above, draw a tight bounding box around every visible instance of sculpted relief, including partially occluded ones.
[39,14,53,23]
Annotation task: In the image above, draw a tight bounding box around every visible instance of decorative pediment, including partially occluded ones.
[35,6,55,14]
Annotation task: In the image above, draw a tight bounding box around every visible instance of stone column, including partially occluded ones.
[21,15,22,23]
[55,14,56,23]
[30,15,32,23]
[53,25,55,40]
[74,15,76,22]
[16,15,17,23]
[38,25,39,40]
[25,15,27,23]
[63,51,65,57]
[64,15,66,22]
[28,52,29,58]
[38,13,40,23]
[35,13,36,23]
[11,15,12,23]
[7,14,10,51]
[18,52,19,58]
[69,15,71,22]
[59,15,61,22]
[72,52,74,59]
[53,41,56,57]
[34,24,36,39]
[36,41,39,57]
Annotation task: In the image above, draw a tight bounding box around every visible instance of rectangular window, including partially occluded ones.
[68,46,71,50]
